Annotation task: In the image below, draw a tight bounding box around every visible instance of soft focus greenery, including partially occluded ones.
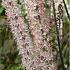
[0,9,23,70]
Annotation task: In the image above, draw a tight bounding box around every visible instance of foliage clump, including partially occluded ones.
[0,17,23,70]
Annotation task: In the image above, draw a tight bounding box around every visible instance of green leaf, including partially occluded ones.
[0,6,4,14]
[67,0,70,5]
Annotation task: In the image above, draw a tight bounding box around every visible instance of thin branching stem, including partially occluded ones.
[52,0,65,70]
[63,0,70,21]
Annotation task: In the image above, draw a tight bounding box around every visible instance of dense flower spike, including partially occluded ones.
[2,0,57,70]
[2,0,34,69]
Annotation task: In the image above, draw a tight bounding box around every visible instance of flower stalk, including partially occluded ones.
[52,0,65,70]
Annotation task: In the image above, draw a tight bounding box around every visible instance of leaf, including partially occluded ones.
[0,6,5,15]
[67,0,70,5]
[0,6,4,14]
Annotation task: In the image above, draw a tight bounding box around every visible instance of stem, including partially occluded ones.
[52,0,65,70]
[63,0,70,21]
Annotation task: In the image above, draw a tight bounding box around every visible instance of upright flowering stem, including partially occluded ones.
[25,0,57,70]
[2,0,57,70]
[52,0,65,70]
[2,0,33,69]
